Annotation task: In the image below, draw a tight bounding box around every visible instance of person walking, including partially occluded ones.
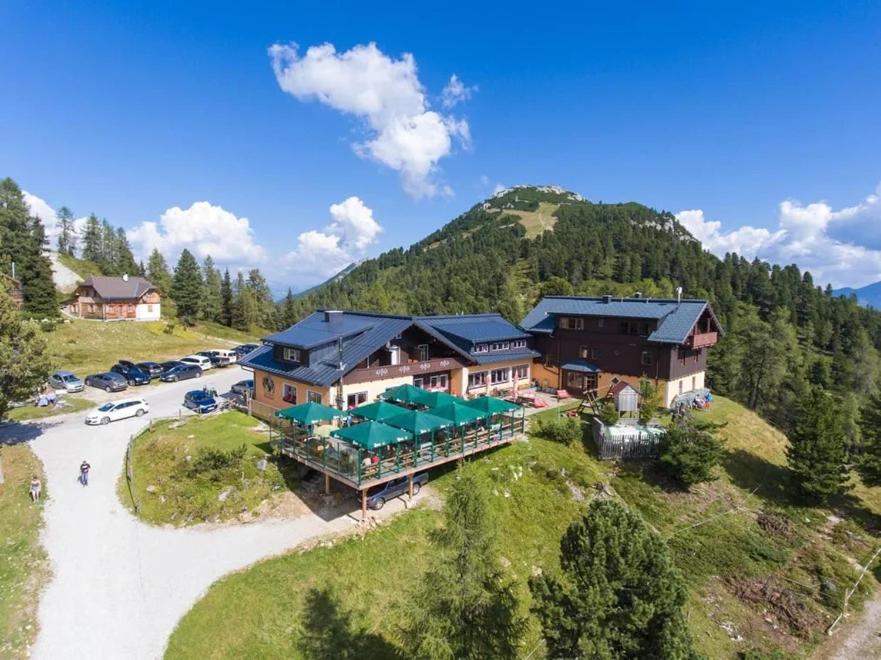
[79,460,91,486]
[29,476,42,502]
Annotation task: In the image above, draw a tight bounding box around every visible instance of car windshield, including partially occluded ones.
[97,402,115,412]
[62,374,77,382]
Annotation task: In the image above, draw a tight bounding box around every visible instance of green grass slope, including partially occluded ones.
[166,399,881,659]
[45,319,261,378]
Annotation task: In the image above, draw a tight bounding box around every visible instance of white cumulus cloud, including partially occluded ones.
[128,201,266,265]
[676,183,881,288]
[268,41,471,199]
[23,191,89,244]
[283,196,382,278]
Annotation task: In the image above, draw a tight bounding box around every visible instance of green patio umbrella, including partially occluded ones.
[276,401,343,425]
[350,400,409,422]
[430,402,490,427]
[418,391,464,409]
[384,409,452,435]
[380,383,431,405]
[463,395,521,415]
[331,421,413,450]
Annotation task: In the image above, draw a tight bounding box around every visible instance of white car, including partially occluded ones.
[85,398,150,425]
[180,355,213,370]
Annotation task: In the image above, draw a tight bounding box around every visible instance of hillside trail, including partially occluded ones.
[816,585,881,659]
[48,251,81,292]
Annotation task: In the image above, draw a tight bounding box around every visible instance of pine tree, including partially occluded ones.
[56,206,76,256]
[857,391,881,487]
[100,219,116,270]
[81,213,102,263]
[405,468,525,659]
[0,178,58,318]
[787,387,850,504]
[281,288,297,328]
[146,249,172,297]
[220,268,233,327]
[658,413,725,489]
[0,283,52,419]
[231,271,256,331]
[171,249,203,324]
[246,268,275,329]
[530,499,697,659]
[112,227,139,276]
[201,256,222,322]
[638,376,661,425]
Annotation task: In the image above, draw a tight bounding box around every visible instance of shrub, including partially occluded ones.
[597,399,619,426]
[533,416,582,444]
[188,445,247,481]
[638,376,660,425]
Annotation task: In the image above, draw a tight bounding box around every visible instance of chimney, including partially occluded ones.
[601,294,612,304]
[324,310,342,325]
[122,273,129,282]
[676,286,683,304]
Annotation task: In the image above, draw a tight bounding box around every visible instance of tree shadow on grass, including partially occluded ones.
[297,587,402,660]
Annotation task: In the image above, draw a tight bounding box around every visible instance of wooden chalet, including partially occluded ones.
[67,275,161,321]
[521,294,723,407]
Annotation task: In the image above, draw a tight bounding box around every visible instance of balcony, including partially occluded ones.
[689,331,718,349]
[345,356,467,385]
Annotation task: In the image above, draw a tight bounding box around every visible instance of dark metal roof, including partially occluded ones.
[242,315,412,387]
[521,296,722,345]
[79,276,157,301]
[263,311,383,349]
[470,348,542,365]
[561,359,601,373]
[417,314,531,343]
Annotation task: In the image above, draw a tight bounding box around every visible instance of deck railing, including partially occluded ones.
[276,413,526,488]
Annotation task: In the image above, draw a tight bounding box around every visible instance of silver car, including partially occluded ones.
[48,370,85,393]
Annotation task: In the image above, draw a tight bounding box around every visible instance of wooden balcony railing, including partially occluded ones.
[345,356,467,385]
[689,331,718,349]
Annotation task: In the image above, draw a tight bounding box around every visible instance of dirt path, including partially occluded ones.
[1,367,424,660]
[817,585,881,659]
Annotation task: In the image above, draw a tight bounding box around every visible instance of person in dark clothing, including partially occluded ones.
[79,460,91,486]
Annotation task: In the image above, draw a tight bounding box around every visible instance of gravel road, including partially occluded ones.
[0,367,415,659]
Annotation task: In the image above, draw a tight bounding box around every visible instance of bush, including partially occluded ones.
[188,445,247,481]
[533,416,582,444]
[597,399,619,426]
[638,377,660,425]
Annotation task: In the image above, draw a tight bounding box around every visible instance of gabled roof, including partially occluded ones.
[242,314,412,387]
[415,314,539,365]
[263,311,385,350]
[79,275,157,301]
[521,296,723,345]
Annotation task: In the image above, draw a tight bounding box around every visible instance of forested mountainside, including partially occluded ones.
[285,185,881,441]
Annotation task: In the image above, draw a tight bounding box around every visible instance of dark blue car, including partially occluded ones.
[160,364,202,382]
[110,363,151,386]
[364,473,428,510]
[183,389,217,414]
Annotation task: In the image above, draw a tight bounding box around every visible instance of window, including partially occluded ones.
[283,347,301,362]
[491,368,510,384]
[511,339,527,349]
[620,321,638,334]
[346,391,368,409]
[262,376,275,398]
[512,364,529,380]
[147,305,153,312]
[282,383,297,404]
[417,344,430,361]
[490,341,510,351]
[560,317,584,330]
[468,371,487,388]
[641,350,653,366]
[579,345,589,359]
[566,372,584,388]
[639,322,650,336]
[429,374,448,389]
[473,344,489,354]
[307,390,322,404]
[413,377,424,388]
[590,348,601,360]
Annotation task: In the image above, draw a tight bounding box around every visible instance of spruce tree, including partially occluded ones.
[787,387,850,504]
[201,255,222,322]
[246,268,275,329]
[0,283,52,419]
[81,213,102,263]
[112,227,139,276]
[56,206,76,256]
[220,268,233,327]
[281,288,297,328]
[146,248,172,297]
[171,249,203,324]
[231,271,256,331]
[530,499,697,659]
[406,469,524,659]
[857,390,881,487]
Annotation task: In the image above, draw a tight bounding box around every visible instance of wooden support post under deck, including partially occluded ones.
[360,489,367,521]
[408,474,414,500]
[324,473,331,495]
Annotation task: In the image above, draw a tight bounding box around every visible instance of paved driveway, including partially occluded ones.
[1,367,414,659]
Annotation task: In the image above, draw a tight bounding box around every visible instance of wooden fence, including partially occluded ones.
[591,418,661,460]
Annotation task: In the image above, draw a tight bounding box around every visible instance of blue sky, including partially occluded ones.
[2,1,881,288]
